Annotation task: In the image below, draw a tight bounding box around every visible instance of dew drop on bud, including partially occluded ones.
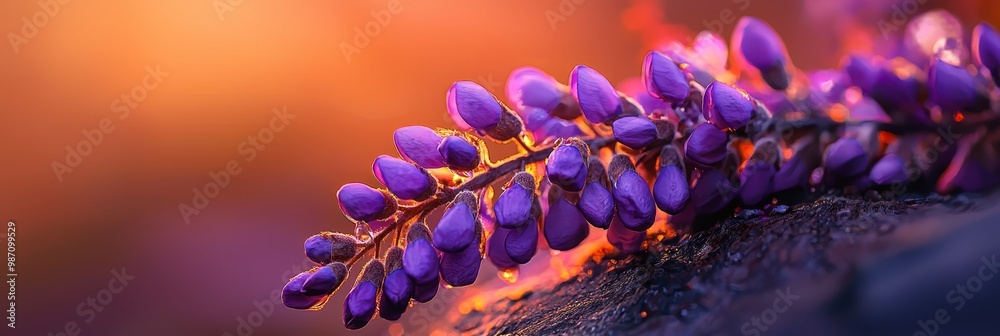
[354,222,374,244]
[499,268,519,284]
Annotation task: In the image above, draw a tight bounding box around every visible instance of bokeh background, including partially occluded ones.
[1,0,998,335]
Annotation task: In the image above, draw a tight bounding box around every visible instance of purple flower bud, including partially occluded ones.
[439,233,482,287]
[433,202,477,253]
[808,70,851,104]
[739,161,775,206]
[378,268,413,321]
[973,23,1000,86]
[704,82,755,132]
[870,154,909,185]
[685,123,729,169]
[343,260,384,330]
[824,138,869,184]
[653,164,689,215]
[302,262,349,296]
[281,271,329,310]
[570,65,623,124]
[733,17,790,90]
[847,97,891,123]
[507,69,562,112]
[773,154,812,193]
[304,232,357,264]
[870,67,918,111]
[546,140,589,192]
[522,107,553,133]
[535,118,584,143]
[336,183,396,223]
[842,54,877,93]
[937,157,999,194]
[691,169,736,214]
[448,81,503,131]
[373,156,437,201]
[607,215,645,254]
[495,174,537,229]
[412,280,438,303]
[543,196,589,251]
[928,59,985,112]
[579,181,614,229]
[642,51,690,104]
[612,169,656,232]
[620,77,672,117]
[403,223,440,285]
[393,126,447,168]
[487,226,519,269]
[505,219,539,264]
[437,136,480,171]
[612,116,658,149]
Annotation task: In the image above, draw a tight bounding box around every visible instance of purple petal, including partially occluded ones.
[739,161,775,206]
[378,268,413,322]
[495,183,534,229]
[303,234,334,265]
[373,156,435,201]
[734,17,787,72]
[642,51,690,104]
[773,154,811,192]
[842,54,877,93]
[432,203,477,253]
[847,97,891,123]
[402,238,439,285]
[447,81,502,131]
[336,183,392,222]
[928,59,983,112]
[870,67,918,110]
[506,67,558,105]
[570,65,623,124]
[543,197,589,251]
[281,272,327,310]
[704,82,755,132]
[653,165,689,215]
[521,107,553,132]
[343,281,378,329]
[394,126,446,168]
[620,77,672,117]
[684,123,729,169]
[487,227,519,269]
[438,136,480,171]
[412,280,438,303]
[612,170,656,231]
[691,169,736,214]
[612,116,658,149]
[535,118,583,143]
[870,154,909,185]
[301,263,348,296]
[505,220,539,264]
[578,181,614,229]
[510,74,561,112]
[546,144,588,192]
[607,215,645,254]
[973,23,1000,86]
[824,138,869,184]
[439,235,482,287]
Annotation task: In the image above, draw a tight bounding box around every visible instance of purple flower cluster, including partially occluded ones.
[283,13,1000,330]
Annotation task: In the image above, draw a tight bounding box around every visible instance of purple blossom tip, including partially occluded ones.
[373,156,437,201]
[842,54,877,93]
[343,281,378,329]
[579,181,614,229]
[402,238,440,285]
[506,68,562,112]
[301,263,348,296]
[535,118,584,143]
[546,142,589,192]
[505,220,539,264]
[447,81,503,131]
[412,280,438,303]
[487,227,518,269]
[612,116,658,149]
[772,154,811,193]
[973,23,1000,85]
[653,164,690,215]
[870,154,909,185]
[642,51,690,104]
[824,138,869,184]
[704,82,755,132]
[304,232,357,264]
[282,271,329,310]
[734,17,789,89]
[543,196,589,251]
[394,126,446,168]
[738,161,775,206]
[432,202,478,253]
[928,59,984,112]
[439,234,483,287]
[612,169,656,231]
[380,269,414,309]
[684,123,729,169]
[336,183,396,223]
[495,181,536,229]
[570,65,623,124]
[438,136,481,171]
[607,215,645,254]
[691,169,737,214]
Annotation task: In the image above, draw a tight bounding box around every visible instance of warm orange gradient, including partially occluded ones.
[0,0,995,335]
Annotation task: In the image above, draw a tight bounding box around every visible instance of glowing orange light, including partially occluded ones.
[782,148,793,160]
[954,112,964,123]
[828,104,849,122]
[499,268,519,284]
[641,311,649,318]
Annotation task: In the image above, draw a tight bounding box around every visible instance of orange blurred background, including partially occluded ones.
[0,0,997,335]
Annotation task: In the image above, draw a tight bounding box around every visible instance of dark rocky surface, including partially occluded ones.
[453,191,1000,335]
